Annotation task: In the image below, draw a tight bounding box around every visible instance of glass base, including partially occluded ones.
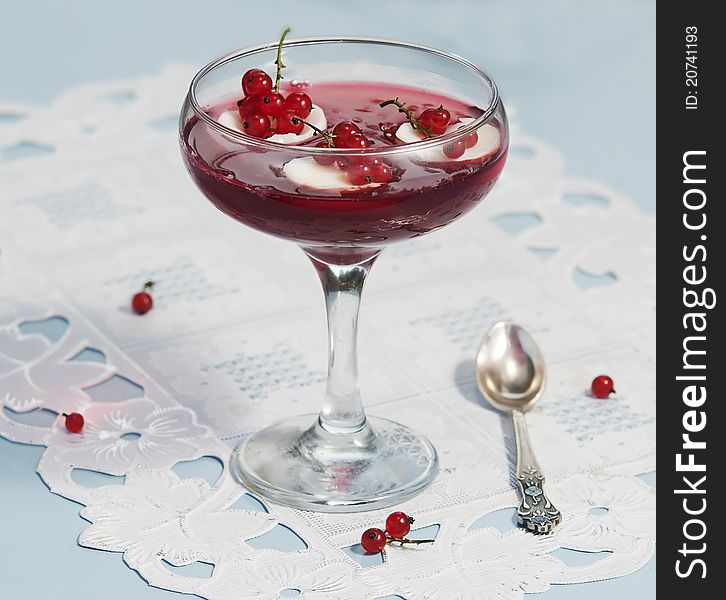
[231,414,438,512]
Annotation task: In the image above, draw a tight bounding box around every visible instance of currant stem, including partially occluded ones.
[379,97,434,137]
[142,281,155,291]
[274,27,292,93]
[389,537,436,547]
[291,116,335,146]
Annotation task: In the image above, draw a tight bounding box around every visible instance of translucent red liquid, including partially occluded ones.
[181,82,507,262]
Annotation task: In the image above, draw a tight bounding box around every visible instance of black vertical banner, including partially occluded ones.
[659,3,723,593]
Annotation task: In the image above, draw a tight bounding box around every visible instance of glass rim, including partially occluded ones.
[188,36,501,156]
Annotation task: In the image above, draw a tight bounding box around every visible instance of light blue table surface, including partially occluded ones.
[1,1,655,598]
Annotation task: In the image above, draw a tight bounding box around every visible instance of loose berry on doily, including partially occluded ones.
[591,375,615,399]
[131,281,155,315]
[63,412,85,433]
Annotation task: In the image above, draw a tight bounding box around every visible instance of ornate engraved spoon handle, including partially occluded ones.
[512,409,562,534]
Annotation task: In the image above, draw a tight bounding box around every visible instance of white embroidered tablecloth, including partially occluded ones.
[0,65,654,599]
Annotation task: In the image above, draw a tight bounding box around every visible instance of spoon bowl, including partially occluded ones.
[475,321,546,413]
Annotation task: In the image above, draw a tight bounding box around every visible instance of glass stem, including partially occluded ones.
[306,252,379,434]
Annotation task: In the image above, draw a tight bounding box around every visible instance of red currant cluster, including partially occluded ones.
[418,105,478,158]
[312,121,394,185]
[360,511,435,554]
[237,68,313,138]
[380,98,479,158]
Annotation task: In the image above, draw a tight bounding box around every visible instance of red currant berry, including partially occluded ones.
[313,141,336,166]
[465,132,479,148]
[242,69,272,97]
[64,412,85,434]
[131,281,154,314]
[351,156,382,170]
[371,162,393,183]
[237,94,262,116]
[443,140,467,159]
[285,92,313,118]
[340,133,371,149]
[332,121,362,147]
[591,375,615,399]
[132,292,153,315]
[361,528,387,553]
[355,156,382,167]
[385,511,413,538]
[276,111,305,135]
[241,112,271,138]
[419,106,451,135]
[259,92,286,117]
[346,163,374,185]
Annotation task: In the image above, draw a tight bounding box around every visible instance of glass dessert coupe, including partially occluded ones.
[180,37,509,512]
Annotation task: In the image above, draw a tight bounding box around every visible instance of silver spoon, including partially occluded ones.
[475,321,561,533]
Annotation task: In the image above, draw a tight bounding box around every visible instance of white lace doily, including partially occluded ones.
[0,65,655,599]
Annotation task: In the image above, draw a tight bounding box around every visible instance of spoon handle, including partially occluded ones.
[512,409,561,533]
